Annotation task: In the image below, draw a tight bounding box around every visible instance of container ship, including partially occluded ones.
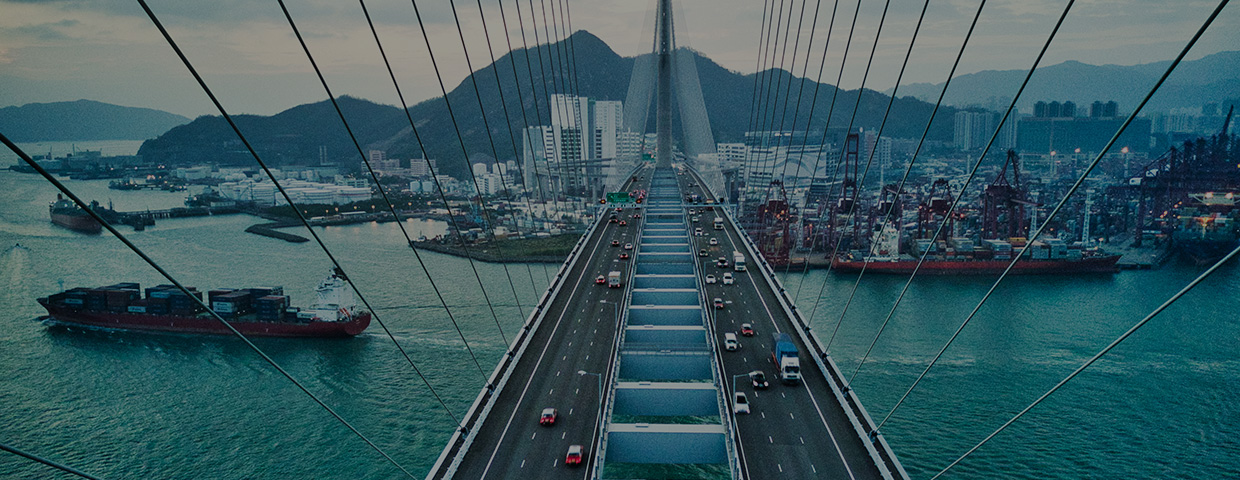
[37,271,370,337]
[49,194,102,234]
[831,229,1120,275]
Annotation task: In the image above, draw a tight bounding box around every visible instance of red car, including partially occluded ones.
[741,323,754,336]
[611,240,620,247]
[565,444,584,466]
[595,275,607,285]
[540,407,558,426]
[619,252,630,260]
[713,298,725,309]
[632,213,642,219]
[619,220,627,226]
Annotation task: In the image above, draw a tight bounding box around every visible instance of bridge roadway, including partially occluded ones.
[678,168,889,480]
[432,167,903,479]
[444,173,649,479]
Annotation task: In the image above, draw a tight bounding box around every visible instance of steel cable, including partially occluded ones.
[133,0,465,436]
[2,132,418,479]
[0,441,106,480]
[844,0,988,386]
[878,0,1227,434]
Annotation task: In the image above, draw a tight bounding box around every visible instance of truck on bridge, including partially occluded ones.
[771,332,802,385]
[733,251,746,272]
[608,270,622,288]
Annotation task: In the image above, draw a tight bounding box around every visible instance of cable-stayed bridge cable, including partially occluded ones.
[277,0,496,383]
[877,0,1081,431]
[0,441,106,480]
[473,0,558,292]
[751,0,790,187]
[877,0,1227,434]
[2,132,417,479]
[443,0,536,334]
[741,0,776,204]
[760,0,805,179]
[934,235,1238,478]
[844,0,988,386]
[788,0,860,302]
[133,0,465,434]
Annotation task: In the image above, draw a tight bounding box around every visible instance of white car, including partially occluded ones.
[722,272,734,285]
[624,243,634,250]
[709,238,719,246]
[694,228,703,236]
[705,274,717,284]
[733,392,750,414]
[724,332,738,351]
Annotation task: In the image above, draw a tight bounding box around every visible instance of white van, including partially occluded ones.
[724,332,739,351]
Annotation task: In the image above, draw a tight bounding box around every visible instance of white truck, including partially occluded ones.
[607,271,622,288]
[713,216,724,230]
[733,251,746,272]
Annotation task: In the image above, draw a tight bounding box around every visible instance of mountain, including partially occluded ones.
[0,100,189,142]
[895,51,1240,113]
[137,31,960,179]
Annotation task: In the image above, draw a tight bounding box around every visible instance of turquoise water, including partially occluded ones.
[1,168,1237,478]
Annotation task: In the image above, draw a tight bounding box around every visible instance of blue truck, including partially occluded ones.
[770,332,802,384]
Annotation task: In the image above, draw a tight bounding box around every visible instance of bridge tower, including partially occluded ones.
[655,0,673,168]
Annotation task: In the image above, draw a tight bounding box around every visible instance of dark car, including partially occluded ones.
[619,252,630,260]
[717,257,729,268]
[618,220,627,226]
[540,407,558,426]
[699,248,709,257]
[750,371,769,389]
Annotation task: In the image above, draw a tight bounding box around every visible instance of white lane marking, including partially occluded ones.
[562,432,566,439]
[812,464,818,474]
[531,433,536,440]
[800,436,805,444]
[570,408,574,415]
[790,413,795,419]
[476,221,610,478]
[760,411,765,419]
[521,459,526,468]
[768,436,773,444]
[778,464,783,473]
[557,371,561,377]
[549,389,554,395]
[802,380,858,480]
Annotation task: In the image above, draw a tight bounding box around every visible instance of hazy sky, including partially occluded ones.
[0,0,1234,118]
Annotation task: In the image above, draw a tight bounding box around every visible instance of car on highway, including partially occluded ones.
[565,444,584,466]
[608,215,618,223]
[540,407,558,426]
[724,332,738,351]
[611,240,620,247]
[716,257,729,268]
[624,243,634,250]
[709,237,719,246]
[618,220,627,226]
[614,207,623,213]
[595,275,606,285]
[714,297,725,309]
[619,252,630,260]
[750,371,769,389]
[699,248,709,257]
[733,392,750,414]
[741,323,754,336]
[722,272,734,285]
[694,227,703,236]
[705,274,716,284]
[632,213,642,219]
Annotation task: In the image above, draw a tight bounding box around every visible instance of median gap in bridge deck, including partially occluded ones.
[605,424,728,464]
[613,381,720,418]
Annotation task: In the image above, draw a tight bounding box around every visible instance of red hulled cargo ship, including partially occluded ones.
[49,194,102,234]
[38,271,370,337]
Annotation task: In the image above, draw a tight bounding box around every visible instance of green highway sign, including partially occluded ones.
[605,192,632,204]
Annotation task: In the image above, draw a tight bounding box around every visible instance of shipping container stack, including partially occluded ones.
[255,295,290,322]
[147,284,203,315]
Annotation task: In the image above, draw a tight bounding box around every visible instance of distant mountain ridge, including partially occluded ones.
[895,51,1240,113]
[138,30,965,179]
[0,100,189,142]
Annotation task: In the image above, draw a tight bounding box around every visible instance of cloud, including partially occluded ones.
[9,18,78,40]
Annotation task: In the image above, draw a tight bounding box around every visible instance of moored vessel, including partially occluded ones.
[49,194,102,234]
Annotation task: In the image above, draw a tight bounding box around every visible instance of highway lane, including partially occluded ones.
[677,169,885,480]
[451,174,648,479]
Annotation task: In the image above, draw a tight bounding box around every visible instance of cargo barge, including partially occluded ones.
[38,271,369,337]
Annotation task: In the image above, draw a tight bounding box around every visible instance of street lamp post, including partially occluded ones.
[578,370,605,456]
[730,373,748,410]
